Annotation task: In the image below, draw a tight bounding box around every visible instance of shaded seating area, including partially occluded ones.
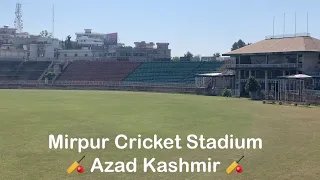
[13,61,51,80]
[56,61,142,81]
[0,61,22,80]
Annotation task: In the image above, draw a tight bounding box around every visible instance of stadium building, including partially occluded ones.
[220,33,320,99]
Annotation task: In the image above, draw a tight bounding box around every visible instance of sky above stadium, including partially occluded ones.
[1,0,320,56]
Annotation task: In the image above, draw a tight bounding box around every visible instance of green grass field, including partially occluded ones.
[0,90,319,180]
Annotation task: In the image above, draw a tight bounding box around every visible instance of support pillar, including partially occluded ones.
[265,70,268,99]
[283,70,286,76]
[249,70,252,78]
[237,56,241,97]
[233,76,236,96]
[238,70,241,97]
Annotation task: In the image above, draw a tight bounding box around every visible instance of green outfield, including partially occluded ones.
[0,90,319,180]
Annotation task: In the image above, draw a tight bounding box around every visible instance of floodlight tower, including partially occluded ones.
[14,2,23,33]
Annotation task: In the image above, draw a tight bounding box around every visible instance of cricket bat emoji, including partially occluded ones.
[67,155,85,174]
[226,155,244,174]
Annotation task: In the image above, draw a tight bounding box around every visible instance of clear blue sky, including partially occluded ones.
[1,0,320,56]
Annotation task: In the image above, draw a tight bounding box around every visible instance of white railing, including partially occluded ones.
[0,80,196,88]
[54,81,195,88]
[240,79,280,83]
[306,72,320,76]
[304,90,320,95]
[225,63,301,69]
[0,80,39,84]
[265,33,310,39]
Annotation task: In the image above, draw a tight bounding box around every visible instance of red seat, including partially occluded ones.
[57,61,142,82]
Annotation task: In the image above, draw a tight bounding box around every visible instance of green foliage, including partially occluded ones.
[192,55,201,61]
[231,39,247,51]
[213,52,220,58]
[245,77,261,93]
[184,51,193,58]
[44,72,55,80]
[222,88,232,97]
[172,57,180,61]
[39,30,52,38]
[65,35,73,49]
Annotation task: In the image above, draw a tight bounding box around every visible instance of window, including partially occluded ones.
[64,54,67,57]
[74,54,78,57]
[298,54,303,63]
[85,54,88,57]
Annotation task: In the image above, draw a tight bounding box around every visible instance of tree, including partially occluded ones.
[172,57,180,61]
[193,54,201,61]
[222,88,232,97]
[44,72,55,80]
[245,77,261,99]
[184,51,193,58]
[237,39,246,48]
[40,30,52,38]
[213,52,220,58]
[65,35,73,49]
[231,39,247,51]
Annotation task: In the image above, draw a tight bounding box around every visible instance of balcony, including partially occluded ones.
[240,79,281,83]
[225,63,302,69]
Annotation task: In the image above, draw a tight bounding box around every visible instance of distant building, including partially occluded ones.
[29,38,61,60]
[75,29,105,47]
[201,56,215,61]
[0,26,171,61]
[0,25,63,60]
[106,41,171,61]
[201,56,234,62]
[0,25,29,59]
[0,25,16,45]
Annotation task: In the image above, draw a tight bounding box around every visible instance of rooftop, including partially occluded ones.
[223,34,320,56]
[0,25,16,30]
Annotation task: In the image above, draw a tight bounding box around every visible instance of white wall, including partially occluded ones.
[58,49,93,59]
[45,45,55,58]
[29,44,38,59]
[0,50,27,57]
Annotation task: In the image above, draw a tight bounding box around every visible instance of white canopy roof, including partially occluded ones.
[196,72,234,77]
[279,74,312,79]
